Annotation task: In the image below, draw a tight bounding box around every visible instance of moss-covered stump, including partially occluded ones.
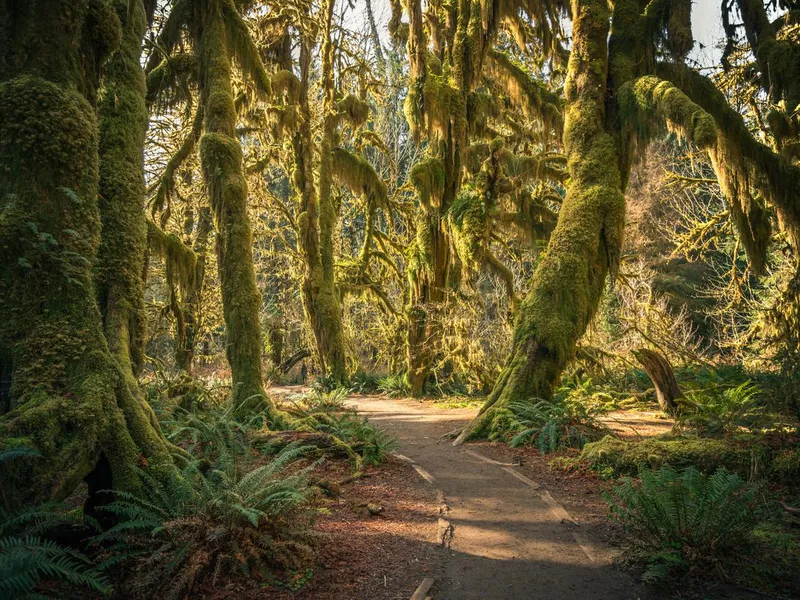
[580,435,770,479]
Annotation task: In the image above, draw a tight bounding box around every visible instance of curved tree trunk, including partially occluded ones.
[0,0,173,508]
[456,0,626,443]
[634,348,681,414]
[197,11,267,414]
[177,205,212,373]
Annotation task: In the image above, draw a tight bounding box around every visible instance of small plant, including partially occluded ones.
[291,388,349,413]
[349,372,381,395]
[302,413,399,468]
[604,466,761,582]
[378,374,410,398]
[504,395,610,452]
[677,381,765,436]
[96,444,318,599]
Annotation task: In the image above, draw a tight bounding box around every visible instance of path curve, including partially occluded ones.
[348,395,650,600]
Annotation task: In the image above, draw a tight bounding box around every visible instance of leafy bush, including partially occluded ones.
[96,445,318,599]
[502,396,610,452]
[349,372,381,395]
[289,388,349,414]
[604,466,760,582]
[676,381,766,436]
[378,374,410,398]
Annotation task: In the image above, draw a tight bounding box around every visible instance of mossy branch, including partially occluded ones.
[145,52,198,110]
[485,48,563,138]
[330,147,388,208]
[146,219,197,295]
[150,106,203,216]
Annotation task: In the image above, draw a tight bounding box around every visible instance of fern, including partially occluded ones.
[604,466,761,582]
[96,443,318,599]
[505,397,609,453]
[677,381,766,436]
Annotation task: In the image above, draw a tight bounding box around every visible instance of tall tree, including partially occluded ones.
[394,0,565,395]
[148,0,273,415]
[0,0,173,507]
[458,0,800,441]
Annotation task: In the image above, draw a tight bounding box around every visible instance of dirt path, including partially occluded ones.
[347,395,651,600]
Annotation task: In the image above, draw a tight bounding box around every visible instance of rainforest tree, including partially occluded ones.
[458,0,800,441]
[147,0,274,415]
[0,0,173,507]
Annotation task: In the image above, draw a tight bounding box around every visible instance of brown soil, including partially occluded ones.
[206,456,445,600]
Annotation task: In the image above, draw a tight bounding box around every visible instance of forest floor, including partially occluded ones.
[270,388,771,600]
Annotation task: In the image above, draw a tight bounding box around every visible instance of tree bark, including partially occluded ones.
[0,0,172,508]
[457,0,626,443]
[634,348,681,414]
[294,18,348,386]
[197,10,267,414]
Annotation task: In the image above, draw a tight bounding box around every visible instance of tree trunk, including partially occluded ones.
[177,206,212,373]
[198,11,267,414]
[634,348,681,414]
[295,21,348,386]
[457,0,626,443]
[0,0,173,508]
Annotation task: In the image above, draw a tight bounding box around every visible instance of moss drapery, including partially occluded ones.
[0,0,173,507]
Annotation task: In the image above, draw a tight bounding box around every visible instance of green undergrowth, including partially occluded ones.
[484,380,612,452]
[605,466,762,583]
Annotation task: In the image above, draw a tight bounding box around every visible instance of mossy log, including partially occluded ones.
[580,435,770,480]
[0,0,173,508]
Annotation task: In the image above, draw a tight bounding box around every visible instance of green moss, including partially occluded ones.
[410,155,445,210]
[580,435,769,479]
[197,11,267,413]
[330,146,387,207]
[770,448,800,484]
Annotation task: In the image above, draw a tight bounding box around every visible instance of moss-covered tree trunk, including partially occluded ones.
[0,0,173,507]
[176,205,212,373]
[197,10,267,413]
[96,0,150,379]
[295,14,348,386]
[456,0,626,442]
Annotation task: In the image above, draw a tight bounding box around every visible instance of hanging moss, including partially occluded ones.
[270,68,301,102]
[330,146,388,208]
[334,94,370,128]
[448,186,486,272]
[145,52,198,110]
[410,155,446,210]
[656,62,787,272]
[146,219,197,294]
[485,48,563,138]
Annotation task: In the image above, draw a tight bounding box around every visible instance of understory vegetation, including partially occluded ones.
[3,0,800,597]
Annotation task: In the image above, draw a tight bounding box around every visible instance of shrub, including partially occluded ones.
[605,466,761,582]
[676,381,766,436]
[96,444,318,599]
[501,396,610,453]
[378,374,410,398]
[349,372,381,395]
